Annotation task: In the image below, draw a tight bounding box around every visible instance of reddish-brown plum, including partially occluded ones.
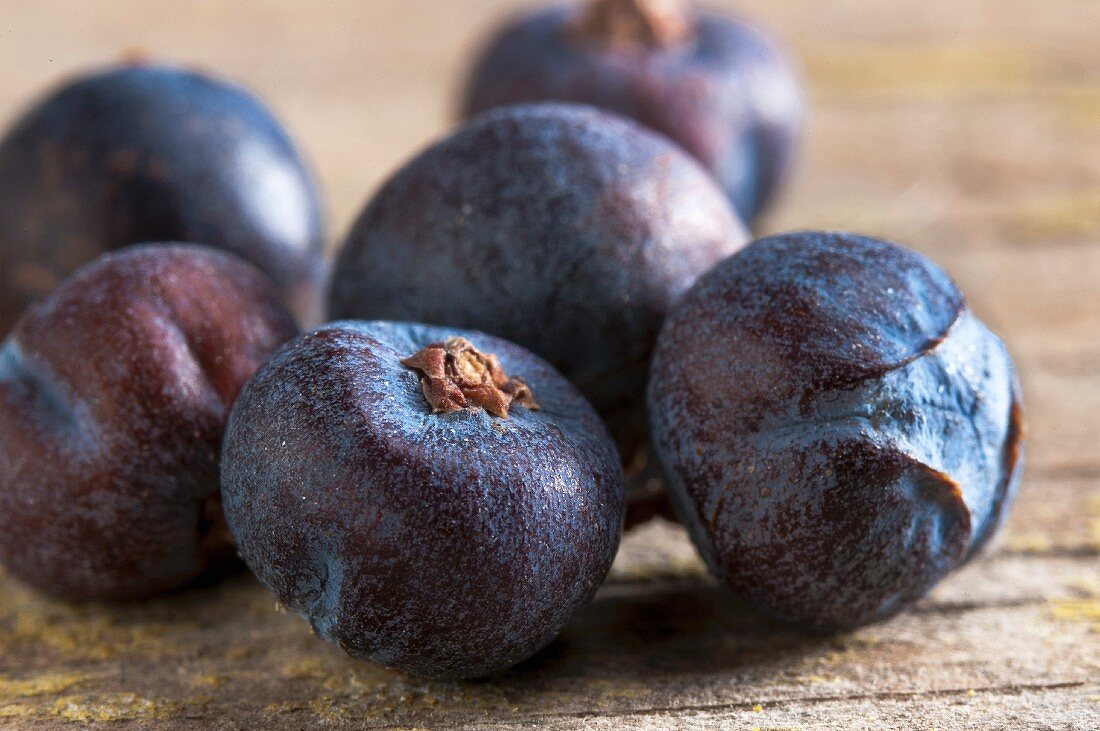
[649,232,1024,629]
[0,244,298,600]
[221,321,624,679]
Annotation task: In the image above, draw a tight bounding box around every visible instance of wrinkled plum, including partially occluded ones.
[461,0,803,222]
[648,231,1024,629]
[221,321,624,679]
[0,63,325,334]
[0,244,298,600]
[329,103,747,476]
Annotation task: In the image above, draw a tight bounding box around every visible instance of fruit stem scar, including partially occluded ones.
[569,0,691,49]
[401,337,540,418]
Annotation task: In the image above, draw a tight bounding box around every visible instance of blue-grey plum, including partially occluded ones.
[460,0,803,223]
[328,103,748,492]
[648,231,1024,629]
[0,244,298,600]
[0,63,325,334]
[220,321,625,679]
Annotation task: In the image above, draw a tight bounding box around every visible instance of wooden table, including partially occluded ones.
[0,1,1097,728]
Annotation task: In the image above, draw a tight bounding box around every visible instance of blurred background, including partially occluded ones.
[1,0,1096,493]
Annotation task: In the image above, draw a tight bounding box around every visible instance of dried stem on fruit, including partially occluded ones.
[569,0,691,49]
[402,337,539,418]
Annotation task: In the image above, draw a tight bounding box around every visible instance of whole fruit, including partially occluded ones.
[329,102,747,469]
[221,321,624,679]
[461,0,802,223]
[648,231,1024,629]
[0,244,298,600]
[0,63,324,334]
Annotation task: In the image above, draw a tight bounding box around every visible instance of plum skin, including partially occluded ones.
[460,3,803,223]
[221,321,625,679]
[0,244,298,601]
[648,231,1024,629]
[328,102,748,466]
[0,63,325,334]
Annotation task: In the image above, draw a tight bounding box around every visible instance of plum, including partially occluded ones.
[648,231,1024,629]
[0,244,297,600]
[221,321,624,678]
[461,0,803,222]
[0,63,325,334]
[329,103,747,482]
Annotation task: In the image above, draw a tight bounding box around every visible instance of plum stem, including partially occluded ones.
[401,337,540,419]
[569,0,692,49]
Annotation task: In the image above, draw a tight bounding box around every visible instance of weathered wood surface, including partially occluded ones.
[0,0,1097,728]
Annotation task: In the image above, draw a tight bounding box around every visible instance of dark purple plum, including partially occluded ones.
[329,103,748,484]
[461,0,803,223]
[220,321,624,679]
[0,63,325,334]
[648,231,1024,629]
[0,244,298,600]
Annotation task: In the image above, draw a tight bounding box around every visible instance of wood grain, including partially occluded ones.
[0,0,1097,728]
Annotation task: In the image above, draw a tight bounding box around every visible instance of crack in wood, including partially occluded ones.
[1000,545,1099,559]
[1024,463,1100,480]
[368,681,1091,728]
[909,596,1045,614]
